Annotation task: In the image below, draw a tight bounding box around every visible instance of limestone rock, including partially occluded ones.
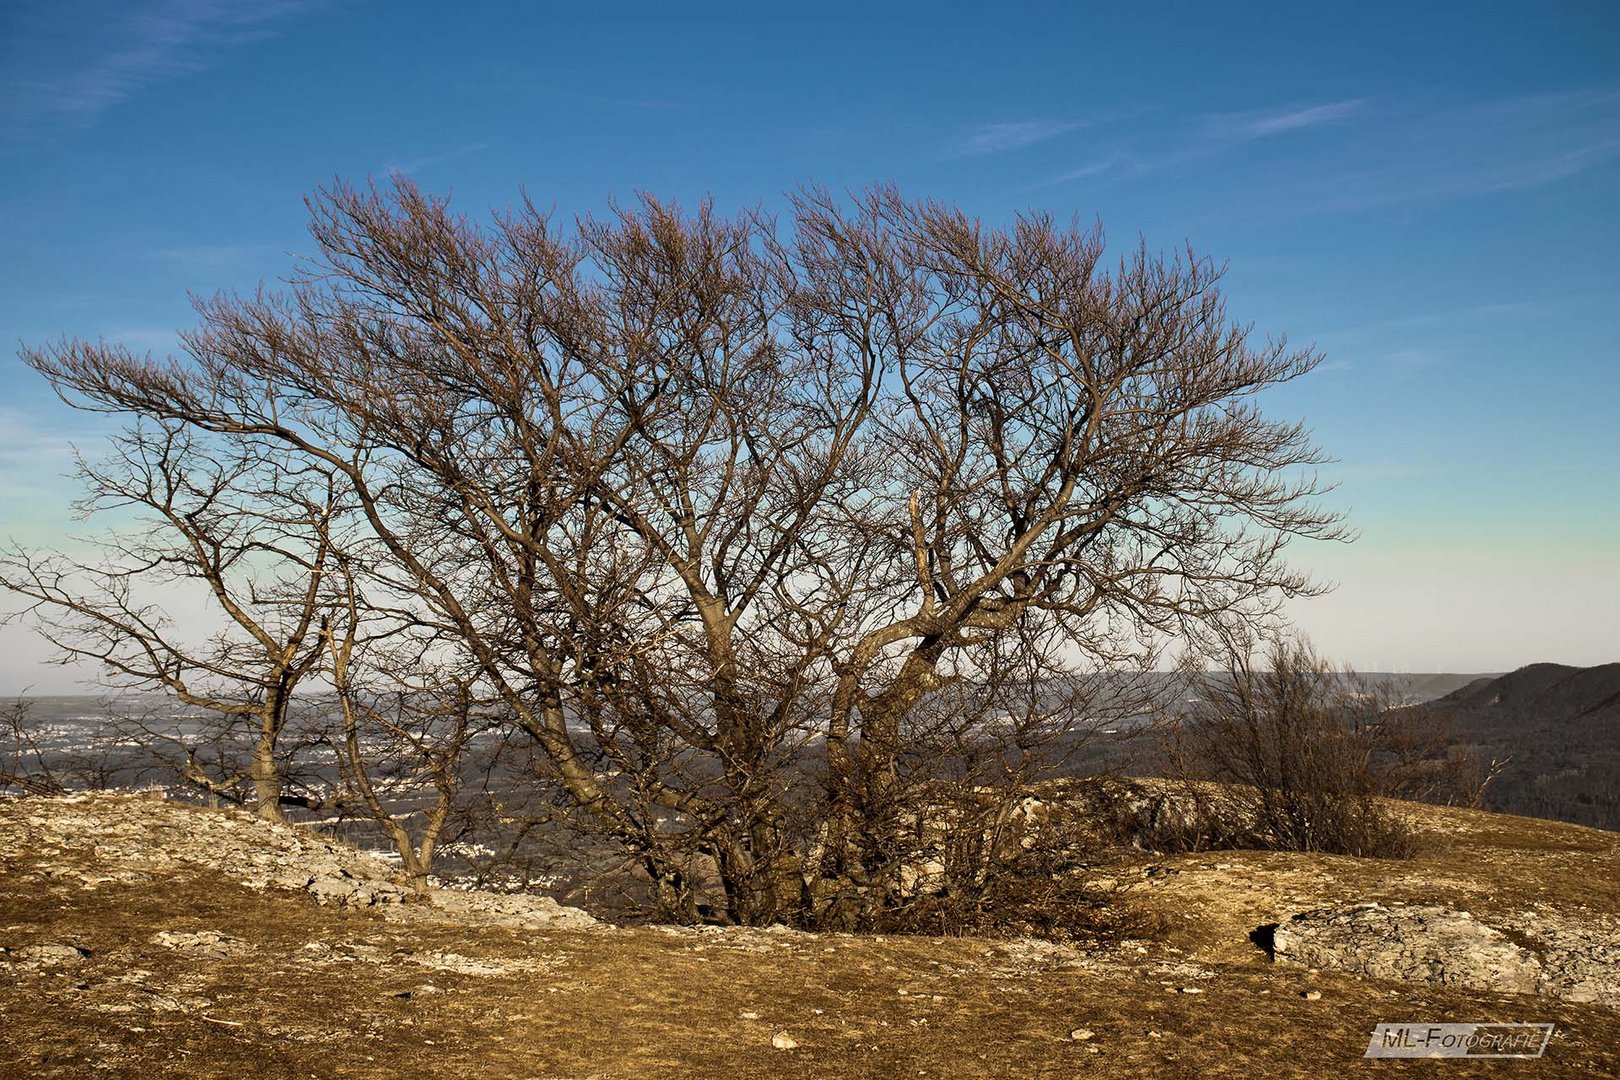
[149,930,246,958]
[0,794,596,926]
[1517,911,1620,1008]
[11,943,90,968]
[1269,902,1620,1008]
[0,794,407,908]
[1272,903,1540,994]
[412,888,597,931]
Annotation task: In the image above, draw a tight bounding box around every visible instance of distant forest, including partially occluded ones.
[1415,662,1620,832]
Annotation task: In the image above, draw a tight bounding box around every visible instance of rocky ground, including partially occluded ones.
[2,792,1618,1078]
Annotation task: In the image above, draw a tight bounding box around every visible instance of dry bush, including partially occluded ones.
[864,785,1166,944]
[1369,702,1506,808]
[884,870,1166,945]
[0,697,128,797]
[1169,641,1435,859]
[1074,777,1262,854]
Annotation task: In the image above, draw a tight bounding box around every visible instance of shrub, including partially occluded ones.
[1173,641,1425,858]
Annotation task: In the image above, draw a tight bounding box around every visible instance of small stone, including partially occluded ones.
[771,1032,798,1050]
[1177,986,1204,994]
[1300,990,1322,1001]
[16,944,89,967]
[740,1011,760,1020]
[1069,1028,1095,1041]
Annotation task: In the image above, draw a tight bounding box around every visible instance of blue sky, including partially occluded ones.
[1,0,1617,690]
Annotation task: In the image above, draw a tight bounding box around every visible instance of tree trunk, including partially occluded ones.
[249,735,285,821]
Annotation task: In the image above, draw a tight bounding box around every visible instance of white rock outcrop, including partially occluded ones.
[1269,901,1620,1008]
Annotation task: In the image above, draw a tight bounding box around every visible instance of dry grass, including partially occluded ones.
[2,798,1618,1078]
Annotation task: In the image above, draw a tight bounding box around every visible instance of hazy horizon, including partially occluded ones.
[0,667,1573,701]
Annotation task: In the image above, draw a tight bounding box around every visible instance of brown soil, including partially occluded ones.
[2,795,1617,1079]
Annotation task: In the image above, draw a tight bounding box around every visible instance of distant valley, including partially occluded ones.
[7,661,1617,839]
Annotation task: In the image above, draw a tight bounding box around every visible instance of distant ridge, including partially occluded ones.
[1438,662,1620,720]
[1369,671,1500,703]
[1424,662,1620,831]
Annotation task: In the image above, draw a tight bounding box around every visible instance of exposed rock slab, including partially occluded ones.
[1520,910,1620,1007]
[5,943,90,969]
[0,793,595,929]
[0,793,408,908]
[392,887,600,931]
[1270,901,1620,1008]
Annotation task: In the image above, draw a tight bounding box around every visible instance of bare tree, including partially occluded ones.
[17,178,1346,924]
[322,574,497,895]
[0,422,348,819]
[1173,638,1462,857]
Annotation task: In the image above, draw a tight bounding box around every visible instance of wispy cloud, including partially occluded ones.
[1314,299,1568,344]
[1473,135,1620,191]
[948,119,1081,158]
[1026,154,1134,190]
[1211,99,1367,139]
[383,142,492,177]
[3,0,324,130]
[1032,98,1367,189]
[153,244,282,270]
[1319,89,1620,208]
[1032,88,1620,207]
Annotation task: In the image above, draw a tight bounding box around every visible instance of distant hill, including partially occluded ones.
[1422,662,1620,831]
[1369,671,1503,704]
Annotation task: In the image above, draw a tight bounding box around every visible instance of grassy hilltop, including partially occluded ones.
[2,792,1618,1079]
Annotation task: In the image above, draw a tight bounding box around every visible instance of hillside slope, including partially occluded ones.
[2,793,1619,1078]
[1425,662,1620,829]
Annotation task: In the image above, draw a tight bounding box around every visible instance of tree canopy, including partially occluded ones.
[8,179,1344,926]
